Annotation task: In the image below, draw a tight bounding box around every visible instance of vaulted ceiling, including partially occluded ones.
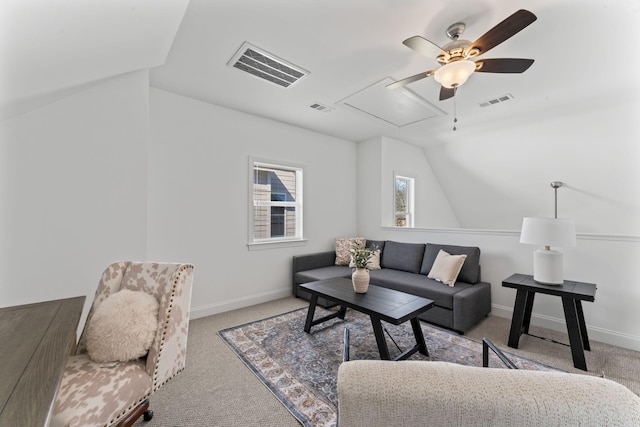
[3,0,639,146]
[1,0,639,234]
[149,0,640,146]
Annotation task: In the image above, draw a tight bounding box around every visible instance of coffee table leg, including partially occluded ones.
[304,295,318,333]
[370,316,391,360]
[337,305,347,320]
[410,317,429,357]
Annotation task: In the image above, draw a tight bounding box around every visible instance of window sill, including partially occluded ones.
[247,239,308,251]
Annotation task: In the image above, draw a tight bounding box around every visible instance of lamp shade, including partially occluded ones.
[520,217,576,247]
[434,60,476,88]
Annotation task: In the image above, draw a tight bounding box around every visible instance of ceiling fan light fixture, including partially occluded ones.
[434,60,476,89]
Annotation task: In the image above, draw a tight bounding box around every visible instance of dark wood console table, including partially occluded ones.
[0,296,85,426]
[502,273,596,371]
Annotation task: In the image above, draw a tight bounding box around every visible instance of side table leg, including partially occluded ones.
[562,297,588,371]
[370,316,391,360]
[304,295,318,333]
[508,290,529,348]
[575,300,591,351]
[522,291,535,334]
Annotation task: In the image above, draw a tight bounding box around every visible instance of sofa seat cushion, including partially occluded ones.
[52,353,152,427]
[369,269,474,310]
[295,266,351,284]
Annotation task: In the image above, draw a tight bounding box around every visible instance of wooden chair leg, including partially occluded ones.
[116,399,151,427]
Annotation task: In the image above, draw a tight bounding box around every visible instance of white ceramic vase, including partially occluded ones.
[352,268,370,293]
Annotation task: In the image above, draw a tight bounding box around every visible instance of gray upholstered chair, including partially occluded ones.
[51,262,194,427]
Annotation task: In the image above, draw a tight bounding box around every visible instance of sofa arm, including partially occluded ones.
[291,251,336,286]
[452,281,492,333]
[337,360,640,427]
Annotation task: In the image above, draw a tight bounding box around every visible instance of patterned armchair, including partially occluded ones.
[51,262,194,427]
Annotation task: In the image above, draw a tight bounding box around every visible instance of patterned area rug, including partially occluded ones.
[218,307,559,427]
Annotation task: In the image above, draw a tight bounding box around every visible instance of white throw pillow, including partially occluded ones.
[86,289,159,363]
[427,250,467,287]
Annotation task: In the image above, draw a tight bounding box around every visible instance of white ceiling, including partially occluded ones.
[2,0,639,146]
[0,0,189,116]
[150,0,640,146]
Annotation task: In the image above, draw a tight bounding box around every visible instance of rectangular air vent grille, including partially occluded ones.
[228,42,309,88]
[479,93,514,107]
[309,102,334,112]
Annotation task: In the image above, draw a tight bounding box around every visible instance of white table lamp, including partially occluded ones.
[520,217,576,284]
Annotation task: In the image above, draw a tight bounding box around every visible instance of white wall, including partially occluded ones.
[357,109,640,351]
[148,88,358,318]
[0,71,149,312]
[423,98,640,234]
[380,136,460,229]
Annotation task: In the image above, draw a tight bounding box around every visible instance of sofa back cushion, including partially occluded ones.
[381,241,425,273]
[365,240,385,252]
[420,243,481,284]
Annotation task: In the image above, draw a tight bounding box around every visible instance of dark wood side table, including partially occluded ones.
[502,273,596,371]
[0,296,85,426]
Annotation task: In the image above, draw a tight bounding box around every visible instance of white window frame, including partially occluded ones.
[248,158,305,249]
[394,174,415,228]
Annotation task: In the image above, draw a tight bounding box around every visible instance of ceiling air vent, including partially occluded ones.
[478,93,514,107]
[309,102,334,113]
[228,42,309,88]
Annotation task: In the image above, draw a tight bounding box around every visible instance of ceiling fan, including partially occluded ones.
[387,9,537,101]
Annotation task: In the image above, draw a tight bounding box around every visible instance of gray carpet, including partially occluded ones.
[136,297,640,426]
[218,307,560,427]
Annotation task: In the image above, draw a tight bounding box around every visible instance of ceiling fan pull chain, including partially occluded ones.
[453,86,458,131]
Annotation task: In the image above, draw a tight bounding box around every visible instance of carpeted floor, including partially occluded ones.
[218,307,560,427]
[136,296,640,426]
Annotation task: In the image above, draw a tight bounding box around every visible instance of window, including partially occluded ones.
[394,175,414,227]
[250,160,303,245]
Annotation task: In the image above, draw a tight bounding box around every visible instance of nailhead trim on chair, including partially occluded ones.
[152,265,193,392]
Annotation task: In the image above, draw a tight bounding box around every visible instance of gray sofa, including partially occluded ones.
[292,240,492,333]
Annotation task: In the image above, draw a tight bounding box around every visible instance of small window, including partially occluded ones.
[250,160,303,245]
[394,175,414,228]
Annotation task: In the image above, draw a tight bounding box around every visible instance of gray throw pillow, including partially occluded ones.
[366,240,385,252]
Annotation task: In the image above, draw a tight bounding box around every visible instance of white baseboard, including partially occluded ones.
[190,287,293,320]
[491,304,640,352]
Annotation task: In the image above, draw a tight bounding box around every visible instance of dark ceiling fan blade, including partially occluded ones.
[469,9,537,56]
[439,86,455,101]
[402,36,446,59]
[386,70,436,90]
[475,58,534,73]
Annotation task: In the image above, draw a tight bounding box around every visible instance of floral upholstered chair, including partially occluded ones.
[51,262,194,427]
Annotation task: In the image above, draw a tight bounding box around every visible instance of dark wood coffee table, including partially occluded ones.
[300,277,434,361]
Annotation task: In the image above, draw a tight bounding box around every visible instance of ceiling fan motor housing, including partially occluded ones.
[437,39,479,65]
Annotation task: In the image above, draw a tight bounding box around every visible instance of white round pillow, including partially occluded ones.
[86,289,160,363]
